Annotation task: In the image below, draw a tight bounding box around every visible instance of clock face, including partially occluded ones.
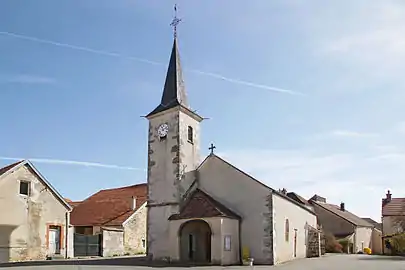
[157,123,169,138]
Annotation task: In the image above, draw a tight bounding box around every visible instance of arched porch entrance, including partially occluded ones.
[179,219,212,263]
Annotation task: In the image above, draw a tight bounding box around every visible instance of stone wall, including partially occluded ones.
[0,163,69,262]
[124,203,147,254]
[306,225,321,258]
[102,228,124,257]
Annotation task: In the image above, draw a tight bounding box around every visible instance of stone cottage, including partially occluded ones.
[381,190,405,254]
[308,195,374,253]
[69,183,147,257]
[0,160,72,262]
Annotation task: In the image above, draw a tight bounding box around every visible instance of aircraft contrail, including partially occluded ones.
[0,31,304,96]
[0,156,145,171]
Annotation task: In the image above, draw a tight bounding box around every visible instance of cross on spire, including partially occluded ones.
[209,143,216,155]
[170,4,182,38]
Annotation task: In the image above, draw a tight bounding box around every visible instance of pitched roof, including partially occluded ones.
[70,183,147,226]
[147,38,189,117]
[312,201,373,227]
[0,160,24,177]
[64,198,82,208]
[362,217,382,231]
[287,192,311,207]
[0,160,72,211]
[196,154,316,215]
[169,189,241,220]
[382,198,405,216]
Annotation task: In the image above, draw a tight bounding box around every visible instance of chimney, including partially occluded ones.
[131,196,137,210]
[386,190,392,202]
[340,202,345,211]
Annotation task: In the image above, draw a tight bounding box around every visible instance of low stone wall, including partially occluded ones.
[307,226,321,258]
[102,227,124,257]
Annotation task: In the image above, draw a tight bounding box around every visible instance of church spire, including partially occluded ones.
[147,5,189,117]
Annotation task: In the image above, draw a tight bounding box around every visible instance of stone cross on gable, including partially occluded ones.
[209,143,216,155]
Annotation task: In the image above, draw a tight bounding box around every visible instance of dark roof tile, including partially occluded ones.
[169,189,240,220]
[0,160,24,177]
[313,201,373,227]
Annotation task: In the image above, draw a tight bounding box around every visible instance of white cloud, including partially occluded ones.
[329,130,378,138]
[311,1,405,83]
[0,31,302,95]
[217,147,397,222]
[0,157,145,171]
[0,74,56,84]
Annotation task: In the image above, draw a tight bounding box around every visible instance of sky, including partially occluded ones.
[1,0,405,222]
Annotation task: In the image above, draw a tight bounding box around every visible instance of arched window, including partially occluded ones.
[285,219,290,242]
[188,126,193,143]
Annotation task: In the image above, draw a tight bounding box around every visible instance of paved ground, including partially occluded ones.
[0,254,404,270]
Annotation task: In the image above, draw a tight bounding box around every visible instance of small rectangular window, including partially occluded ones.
[224,235,231,251]
[19,181,30,196]
[142,238,146,248]
[187,126,193,143]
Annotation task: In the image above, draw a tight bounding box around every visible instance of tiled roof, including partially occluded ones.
[382,198,405,216]
[313,201,373,227]
[287,192,311,206]
[362,218,382,231]
[70,183,147,226]
[169,189,241,220]
[0,160,24,177]
[64,198,82,208]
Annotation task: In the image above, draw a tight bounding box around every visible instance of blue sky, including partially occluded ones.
[1,0,405,221]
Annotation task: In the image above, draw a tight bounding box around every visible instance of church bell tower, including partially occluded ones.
[145,7,203,260]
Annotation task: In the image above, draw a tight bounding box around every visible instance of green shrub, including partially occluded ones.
[339,239,349,253]
[390,234,405,255]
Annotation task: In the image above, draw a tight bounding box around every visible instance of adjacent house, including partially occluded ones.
[0,160,72,263]
[360,218,382,254]
[381,190,405,254]
[308,195,374,254]
[286,191,314,211]
[69,183,147,258]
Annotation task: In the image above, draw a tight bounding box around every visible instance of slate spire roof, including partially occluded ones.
[147,37,189,117]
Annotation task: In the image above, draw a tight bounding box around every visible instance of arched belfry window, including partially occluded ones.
[188,126,193,143]
[285,219,290,242]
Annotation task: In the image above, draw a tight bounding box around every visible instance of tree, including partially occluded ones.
[324,232,342,253]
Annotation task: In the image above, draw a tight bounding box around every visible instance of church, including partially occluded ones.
[145,19,320,266]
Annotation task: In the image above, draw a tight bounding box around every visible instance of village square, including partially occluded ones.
[1,2,405,270]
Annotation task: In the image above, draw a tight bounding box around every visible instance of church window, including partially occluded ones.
[187,126,193,143]
[141,238,146,248]
[285,219,290,242]
[224,235,231,251]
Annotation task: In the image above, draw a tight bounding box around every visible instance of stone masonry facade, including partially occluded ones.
[306,225,321,258]
[124,204,147,254]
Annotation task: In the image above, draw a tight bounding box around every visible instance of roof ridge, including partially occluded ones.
[0,160,25,177]
[99,183,147,192]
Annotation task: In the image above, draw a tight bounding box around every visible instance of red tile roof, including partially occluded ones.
[169,189,240,220]
[382,198,405,216]
[0,160,24,177]
[64,198,82,208]
[70,183,147,226]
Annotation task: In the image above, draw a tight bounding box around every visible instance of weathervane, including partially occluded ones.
[170,4,182,38]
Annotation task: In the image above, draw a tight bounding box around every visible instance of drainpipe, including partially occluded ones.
[65,211,69,259]
[238,218,242,265]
